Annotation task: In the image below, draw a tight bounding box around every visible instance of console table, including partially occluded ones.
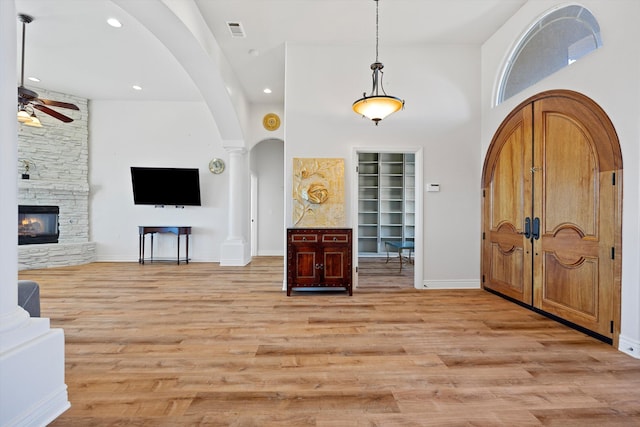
[138,226,191,264]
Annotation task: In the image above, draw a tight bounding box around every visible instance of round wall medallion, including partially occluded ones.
[209,158,225,174]
[262,113,281,131]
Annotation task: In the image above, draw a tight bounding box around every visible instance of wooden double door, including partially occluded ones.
[482,90,622,343]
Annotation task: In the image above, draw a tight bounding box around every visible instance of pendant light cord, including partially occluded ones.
[375,0,379,63]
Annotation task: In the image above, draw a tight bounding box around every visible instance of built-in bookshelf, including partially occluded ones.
[357,152,415,255]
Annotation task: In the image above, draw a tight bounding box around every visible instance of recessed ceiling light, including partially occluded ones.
[107,18,122,28]
[263,88,272,94]
[28,76,40,82]
[132,85,142,91]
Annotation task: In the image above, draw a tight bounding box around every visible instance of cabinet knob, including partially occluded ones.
[333,237,337,241]
[302,237,307,241]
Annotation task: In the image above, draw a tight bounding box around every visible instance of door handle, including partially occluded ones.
[532,217,540,240]
[524,217,531,239]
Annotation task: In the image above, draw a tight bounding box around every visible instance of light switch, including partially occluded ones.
[426,183,440,192]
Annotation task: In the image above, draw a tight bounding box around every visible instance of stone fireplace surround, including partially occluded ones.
[18,88,95,270]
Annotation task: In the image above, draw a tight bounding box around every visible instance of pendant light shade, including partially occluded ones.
[353,0,404,125]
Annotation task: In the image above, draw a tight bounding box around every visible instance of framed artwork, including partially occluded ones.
[292,158,345,227]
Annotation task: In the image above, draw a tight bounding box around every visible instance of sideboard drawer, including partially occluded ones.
[322,233,349,243]
[290,233,318,243]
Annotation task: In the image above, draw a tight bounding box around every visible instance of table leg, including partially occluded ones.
[139,233,144,264]
[385,243,391,264]
[177,233,181,265]
[398,247,403,271]
[186,234,189,264]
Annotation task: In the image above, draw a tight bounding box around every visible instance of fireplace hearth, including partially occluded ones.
[18,205,60,245]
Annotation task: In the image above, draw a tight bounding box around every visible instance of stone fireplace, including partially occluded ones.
[18,205,60,245]
[18,87,95,270]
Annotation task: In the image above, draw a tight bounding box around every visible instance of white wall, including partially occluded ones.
[481,0,640,357]
[285,43,482,285]
[89,100,229,262]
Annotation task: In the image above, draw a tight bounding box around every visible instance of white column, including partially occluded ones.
[220,147,251,266]
[0,3,70,425]
[0,1,19,328]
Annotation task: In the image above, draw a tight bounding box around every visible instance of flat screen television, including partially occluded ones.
[130,167,202,206]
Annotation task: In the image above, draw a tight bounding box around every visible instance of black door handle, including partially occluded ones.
[532,217,540,240]
[524,217,531,239]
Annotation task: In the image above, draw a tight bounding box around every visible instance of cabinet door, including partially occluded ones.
[289,231,320,286]
[291,244,320,285]
[321,232,350,285]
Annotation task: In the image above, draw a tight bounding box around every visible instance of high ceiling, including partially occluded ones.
[15,0,527,105]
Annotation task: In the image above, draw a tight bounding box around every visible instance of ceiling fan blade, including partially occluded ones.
[37,98,80,111]
[33,104,74,123]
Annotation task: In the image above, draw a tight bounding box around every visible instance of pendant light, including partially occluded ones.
[352,0,404,125]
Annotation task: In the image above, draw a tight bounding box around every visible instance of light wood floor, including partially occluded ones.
[19,257,640,426]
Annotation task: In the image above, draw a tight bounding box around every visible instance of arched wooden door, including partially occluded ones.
[482,90,622,344]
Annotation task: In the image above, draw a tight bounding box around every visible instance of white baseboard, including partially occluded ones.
[618,334,640,359]
[422,279,480,289]
[257,250,285,256]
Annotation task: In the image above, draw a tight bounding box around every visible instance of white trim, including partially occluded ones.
[422,279,480,289]
[618,335,640,359]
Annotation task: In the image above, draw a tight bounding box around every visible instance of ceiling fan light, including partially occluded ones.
[353,95,404,124]
[24,113,42,128]
[17,108,31,123]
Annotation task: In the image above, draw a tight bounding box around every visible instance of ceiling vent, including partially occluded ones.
[226,22,246,38]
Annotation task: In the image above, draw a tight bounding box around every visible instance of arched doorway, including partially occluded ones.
[481,90,622,345]
[249,139,285,257]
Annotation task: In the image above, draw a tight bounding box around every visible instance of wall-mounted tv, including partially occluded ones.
[131,167,202,206]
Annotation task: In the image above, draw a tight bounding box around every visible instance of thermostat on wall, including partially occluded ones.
[426,183,440,192]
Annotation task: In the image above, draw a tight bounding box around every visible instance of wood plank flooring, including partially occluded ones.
[19,257,640,426]
[357,257,414,289]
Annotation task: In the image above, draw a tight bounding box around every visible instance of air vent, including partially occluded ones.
[226,21,246,38]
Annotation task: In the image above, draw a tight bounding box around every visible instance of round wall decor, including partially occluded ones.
[262,113,281,131]
[208,158,225,174]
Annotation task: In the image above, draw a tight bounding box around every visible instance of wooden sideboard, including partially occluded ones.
[286,228,353,296]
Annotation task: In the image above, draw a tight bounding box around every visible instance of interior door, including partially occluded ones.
[482,90,622,342]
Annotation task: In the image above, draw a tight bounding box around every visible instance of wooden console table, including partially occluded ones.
[138,226,191,264]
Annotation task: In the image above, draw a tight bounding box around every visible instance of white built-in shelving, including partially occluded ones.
[357,152,415,255]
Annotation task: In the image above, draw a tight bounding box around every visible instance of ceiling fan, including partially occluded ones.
[17,13,79,127]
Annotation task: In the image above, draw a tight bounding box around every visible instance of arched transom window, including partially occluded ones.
[497,5,602,104]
